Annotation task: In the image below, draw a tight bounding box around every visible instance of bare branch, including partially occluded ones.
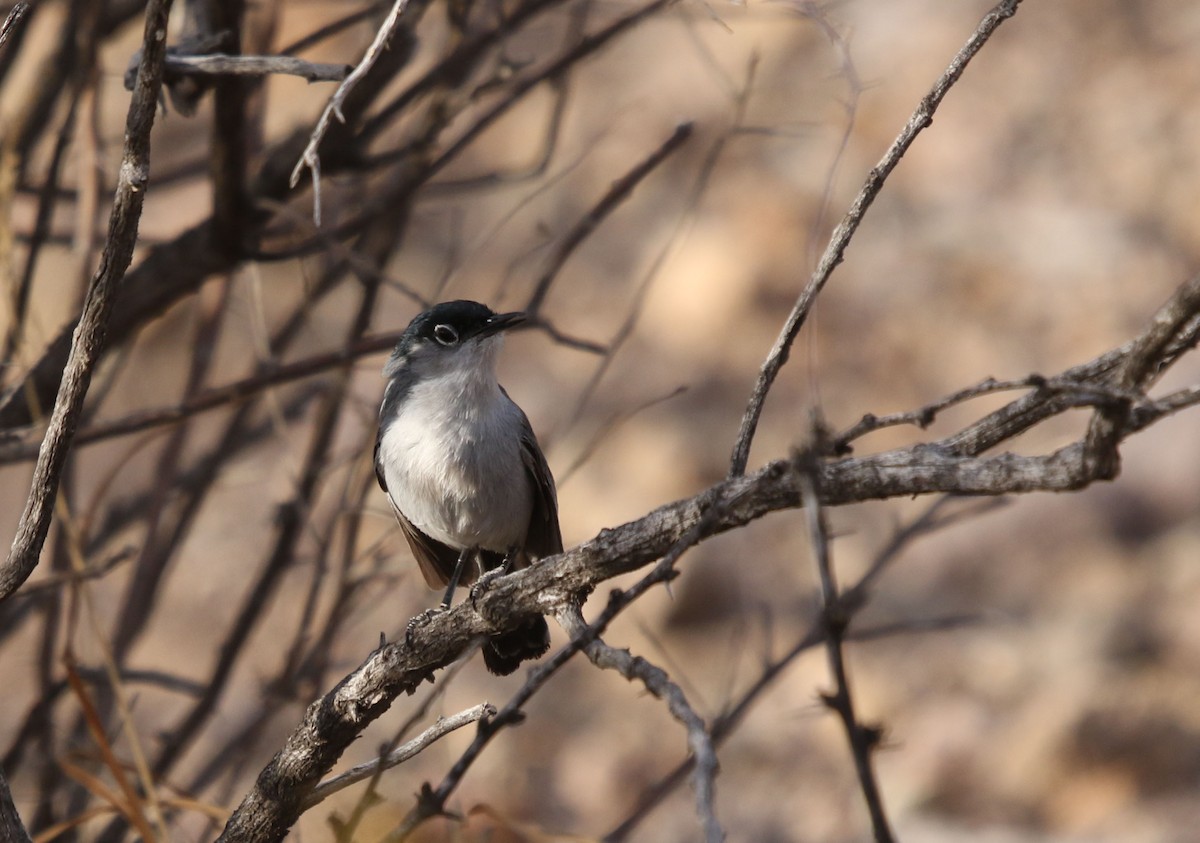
[833,374,1142,454]
[559,606,723,843]
[0,332,405,464]
[729,0,1026,477]
[525,121,694,316]
[0,2,31,54]
[290,0,413,224]
[604,496,987,840]
[796,446,895,843]
[0,765,31,843]
[303,703,495,809]
[163,53,350,82]
[0,0,175,602]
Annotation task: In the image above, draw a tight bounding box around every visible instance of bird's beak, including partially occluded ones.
[477,311,527,338]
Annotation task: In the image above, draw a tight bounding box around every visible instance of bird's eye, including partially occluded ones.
[433,324,459,346]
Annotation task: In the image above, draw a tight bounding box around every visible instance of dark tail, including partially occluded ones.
[483,615,550,675]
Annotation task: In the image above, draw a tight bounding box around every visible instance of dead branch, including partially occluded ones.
[0,3,32,54]
[290,0,412,224]
[303,703,495,810]
[796,448,895,843]
[0,0,175,602]
[559,606,723,843]
[162,53,350,82]
[729,0,1026,477]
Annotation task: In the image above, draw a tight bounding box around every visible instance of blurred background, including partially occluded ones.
[2,0,1200,840]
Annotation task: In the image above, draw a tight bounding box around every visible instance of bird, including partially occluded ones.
[374,300,560,675]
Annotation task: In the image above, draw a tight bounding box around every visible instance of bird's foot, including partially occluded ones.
[405,606,446,646]
[468,566,507,609]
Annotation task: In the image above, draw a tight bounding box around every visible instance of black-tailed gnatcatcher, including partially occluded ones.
[374,300,560,675]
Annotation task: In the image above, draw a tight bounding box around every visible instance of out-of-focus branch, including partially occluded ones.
[163,53,350,81]
[0,0,175,602]
[525,121,694,315]
[0,4,421,432]
[0,764,31,843]
[729,0,1026,477]
[0,331,405,463]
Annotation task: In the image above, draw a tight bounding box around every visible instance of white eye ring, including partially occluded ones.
[433,324,459,346]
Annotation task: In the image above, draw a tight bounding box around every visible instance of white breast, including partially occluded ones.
[378,366,532,553]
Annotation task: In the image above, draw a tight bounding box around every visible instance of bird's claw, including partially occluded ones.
[405,606,446,646]
[469,567,506,609]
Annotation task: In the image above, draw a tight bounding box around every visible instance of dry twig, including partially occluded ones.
[729,0,1026,477]
[0,0,175,601]
[290,0,412,224]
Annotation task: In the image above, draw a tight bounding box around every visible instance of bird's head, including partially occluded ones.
[384,300,526,381]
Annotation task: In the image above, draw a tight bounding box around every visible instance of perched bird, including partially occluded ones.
[374,300,560,674]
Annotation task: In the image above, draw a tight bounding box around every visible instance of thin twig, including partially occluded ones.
[559,607,723,843]
[163,53,350,82]
[525,121,694,315]
[832,374,1143,454]
[384,506,720,842]
[0,0,175,603]
[559,386,687,485]
[290,0,412,224]
[303,704,495,809]
[0,332,405,464]
[728,0,1026,477]
[367,0,677,179]
[602,496,983,840]
[564,55,760,435]
[795,444,895,842]
[0,2,31,54]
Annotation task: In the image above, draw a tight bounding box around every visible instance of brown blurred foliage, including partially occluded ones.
[1,0,1200,840]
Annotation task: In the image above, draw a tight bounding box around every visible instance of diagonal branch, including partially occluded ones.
[0,0,175,603]
[302,703,495,810]
[290,0,412,224]
[0,2,32,55]
[525,121,694,316]
[729,0,1026,477]
[559,606,723,843]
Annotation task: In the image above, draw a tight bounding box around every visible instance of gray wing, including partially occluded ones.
[517,412,563,559]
